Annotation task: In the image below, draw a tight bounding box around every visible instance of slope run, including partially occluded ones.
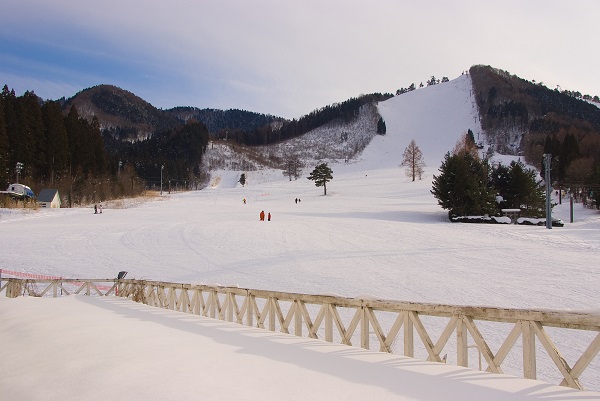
[362,74,479,171]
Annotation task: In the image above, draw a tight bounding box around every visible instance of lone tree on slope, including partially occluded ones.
[282,153,303,181]
[307,163,333,195]
[400,139,426,181]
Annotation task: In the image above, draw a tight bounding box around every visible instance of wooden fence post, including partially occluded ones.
[523,321,537,380]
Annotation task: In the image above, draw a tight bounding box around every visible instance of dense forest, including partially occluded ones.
[260,93,393,146]
[0,85,209,206]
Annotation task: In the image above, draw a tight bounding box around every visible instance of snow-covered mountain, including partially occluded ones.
[204,73,481,186]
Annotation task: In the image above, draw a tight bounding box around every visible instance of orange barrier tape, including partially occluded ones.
[0,269,114,292]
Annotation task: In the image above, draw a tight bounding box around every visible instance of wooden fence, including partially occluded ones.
[1,277,599,390]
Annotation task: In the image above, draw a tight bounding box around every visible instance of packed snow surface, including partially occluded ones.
[1,75,599,399]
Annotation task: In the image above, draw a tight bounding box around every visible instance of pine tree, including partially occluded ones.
[65,105,84,174]
[307,163,333,195]
[505,161,545,217]
[20,91,43,178]
[41,101,69,183]
[431,152,496,218]
[491,161,545,217]
[377,117,386,135]
[0,95,9,187]
[400,139,425,181]
[239,173,246,186]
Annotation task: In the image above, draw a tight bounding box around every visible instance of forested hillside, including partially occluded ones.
[0,83,389,205]
[0,85,119,205]
[0,85,209,205]
[470,65,600,200]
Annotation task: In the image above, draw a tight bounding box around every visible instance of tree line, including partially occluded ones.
[236,93,393,146]
[0,85,112,202]
[0,85,210,206]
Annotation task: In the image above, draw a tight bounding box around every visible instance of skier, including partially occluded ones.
[268,212,271,221]
[295,198,298,204]
[260,210,265,221]
[94,204,97,214]
[99,204,103,214]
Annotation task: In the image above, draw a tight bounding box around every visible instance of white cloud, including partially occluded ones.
[2,0,600,117]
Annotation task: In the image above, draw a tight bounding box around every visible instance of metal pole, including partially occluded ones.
[544,154,552,229]
[570,193,574,223]
[160,165,164,195]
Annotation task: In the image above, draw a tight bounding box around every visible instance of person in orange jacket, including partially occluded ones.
[260,210,265,221]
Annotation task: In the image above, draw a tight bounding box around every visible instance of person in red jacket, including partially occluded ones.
[260,210,265,221]
[268,212,271,221]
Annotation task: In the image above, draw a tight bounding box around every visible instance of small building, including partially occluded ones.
[37,189,61,208]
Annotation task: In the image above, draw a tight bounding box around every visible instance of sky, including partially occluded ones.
[1,0,599,119]
[1,76,600,394]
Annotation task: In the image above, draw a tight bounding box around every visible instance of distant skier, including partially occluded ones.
[295,198,298,204]
[260,210,265,221]
[99,204,103,214]
[94,204,97,214]
[268,212,271,221]
[243,198,246,204]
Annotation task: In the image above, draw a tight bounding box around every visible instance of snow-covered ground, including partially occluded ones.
[1,75,599,398]
[2,295,598,401]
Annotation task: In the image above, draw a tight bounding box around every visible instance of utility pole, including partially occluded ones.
[160,164,164,195]
[543,154,552,229]
[15,162,23,183]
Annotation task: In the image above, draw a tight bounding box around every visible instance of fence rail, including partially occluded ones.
[2,277,599,390]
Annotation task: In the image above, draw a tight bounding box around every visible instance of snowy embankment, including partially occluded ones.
[1,295,598,401]
[1,75,599,397]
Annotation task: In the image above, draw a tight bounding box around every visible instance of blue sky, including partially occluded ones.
[1,0,599,119]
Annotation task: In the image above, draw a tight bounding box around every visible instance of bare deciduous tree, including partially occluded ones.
[282,153,303,181]
[400,139,426,181]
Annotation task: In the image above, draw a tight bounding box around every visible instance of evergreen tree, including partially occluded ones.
[400,139,425,181]
[377,117,386,135]
[467,129,475,144]
[491,161,545,217]
[307,163,333,195]
[2,85,23,179]
[65,105,84,175]
[559,132,580,184]
[90,116,107,175]
[20,91,43,178]
[41,101,69,183]
[431,152,496,217]
[0,95,9,187]
[239,173,246,186]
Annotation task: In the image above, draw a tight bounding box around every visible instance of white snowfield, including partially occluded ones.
[1,75,599,399]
